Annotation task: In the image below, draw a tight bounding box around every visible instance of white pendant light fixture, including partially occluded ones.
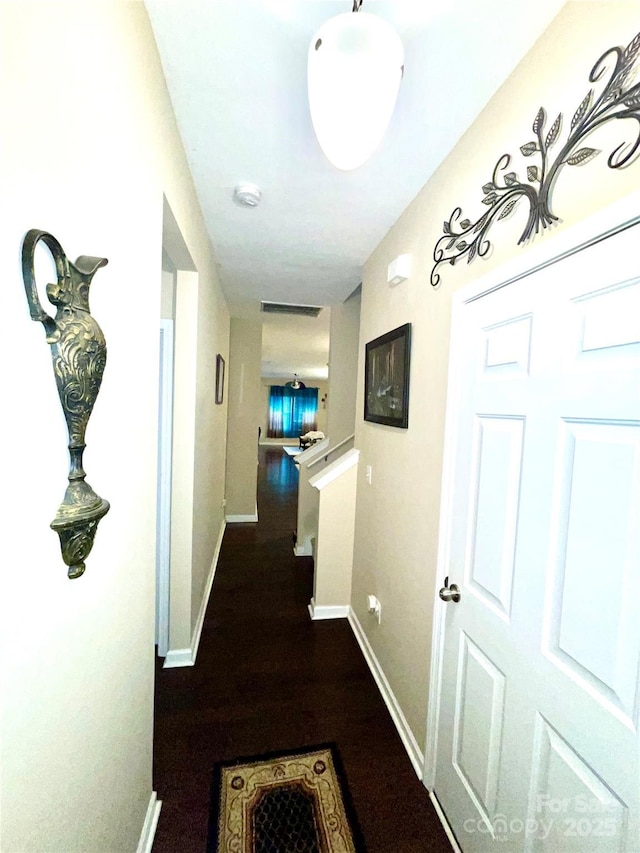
[308,0,404,171]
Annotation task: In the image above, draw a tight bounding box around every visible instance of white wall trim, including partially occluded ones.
[169,267,199,660]
[348,607,424,778]
[307,599,350,620]
[163,647,194,668]
[456,194,640,308]
[309,448,360,491]
[423,279,464,788]
[306,433,355,471]
[226,502,258,524]
[163,520,226,669]
[136,791,162,853]
[429,791,462,853]
[299,437,331,466]
[190,519,226,665]
[156,318,174,658]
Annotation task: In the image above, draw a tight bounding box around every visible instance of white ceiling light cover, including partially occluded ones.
[308,11,404,171]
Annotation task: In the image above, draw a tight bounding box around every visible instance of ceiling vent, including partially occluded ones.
[260,301,323,318]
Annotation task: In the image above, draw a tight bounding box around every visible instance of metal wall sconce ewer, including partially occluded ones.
[431,29,640,287]
[22,230,110,578]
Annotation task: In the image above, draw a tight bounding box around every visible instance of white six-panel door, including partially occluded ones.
[434,223,640,852]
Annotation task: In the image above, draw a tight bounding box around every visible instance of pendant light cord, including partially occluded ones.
[352,0,363,11]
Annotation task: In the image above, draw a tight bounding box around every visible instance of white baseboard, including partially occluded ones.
[163,647,194,668]
[348,607,424,778]
[429,791,462,853]
[136,791,162,853]
[308,599,350,620]
[294,539,313,557]
[163,521,226,669]
[190,520,226,664]
[226,513,258,523]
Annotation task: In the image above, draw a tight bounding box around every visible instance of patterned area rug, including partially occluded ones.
[207,744,366,852]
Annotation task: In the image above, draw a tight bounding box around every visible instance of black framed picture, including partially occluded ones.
[215,354,225,404]
[364,323,411,428]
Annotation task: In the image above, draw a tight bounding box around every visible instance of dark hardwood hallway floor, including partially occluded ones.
[152,446,452,852]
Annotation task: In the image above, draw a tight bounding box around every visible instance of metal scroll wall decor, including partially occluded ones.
[22,230,110,579]
[431,29,640,287]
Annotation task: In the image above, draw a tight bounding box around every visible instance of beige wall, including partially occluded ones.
[260,378,329,438]
[191,260,229,632]
[226,320,263,517]
[352,2,640,757]
[311,455,359,609]
[1,2,229,850]
[327,288,361,444]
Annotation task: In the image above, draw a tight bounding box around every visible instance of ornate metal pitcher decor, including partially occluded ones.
[22,229,110,578]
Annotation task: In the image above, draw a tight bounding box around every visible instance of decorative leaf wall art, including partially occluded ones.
[431,30,640,287]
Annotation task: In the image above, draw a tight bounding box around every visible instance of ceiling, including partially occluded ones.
[146,0,566,378]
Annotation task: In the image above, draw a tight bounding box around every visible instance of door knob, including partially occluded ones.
[439,576,461,603]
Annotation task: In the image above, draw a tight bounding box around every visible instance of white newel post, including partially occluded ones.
[308,449,359,620]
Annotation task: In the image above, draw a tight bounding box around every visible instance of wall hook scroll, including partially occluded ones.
[22,230,110,578]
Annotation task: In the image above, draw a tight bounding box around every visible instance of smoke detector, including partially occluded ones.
[233,183,262,208]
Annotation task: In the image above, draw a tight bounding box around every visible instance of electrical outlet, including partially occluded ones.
[366,465,373,485]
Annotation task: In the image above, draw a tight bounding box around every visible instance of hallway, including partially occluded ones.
[152,447,451,852]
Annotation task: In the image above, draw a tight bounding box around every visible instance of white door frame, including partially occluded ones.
[424,192,640,802]
[156,318,174,658]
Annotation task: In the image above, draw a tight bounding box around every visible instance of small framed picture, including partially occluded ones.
[215,354,225,404]
[364,323,411,428]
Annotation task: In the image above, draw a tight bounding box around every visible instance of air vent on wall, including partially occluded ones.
[260,301,323,318]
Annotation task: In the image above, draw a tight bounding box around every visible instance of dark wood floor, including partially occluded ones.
[152,446,452,852]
